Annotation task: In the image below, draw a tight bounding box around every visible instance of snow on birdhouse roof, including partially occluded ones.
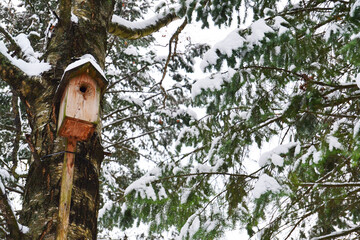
[63,54,107,84]
[54,55,108,106]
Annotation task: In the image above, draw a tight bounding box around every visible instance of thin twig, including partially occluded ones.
[300,182,360,187]
[284,211,313,240]
[106,64,149,91]
[199,189,227,215]
[105,128,163,149]
[102,85,184,120]
[156,172,258,183]
[159,18,188,107]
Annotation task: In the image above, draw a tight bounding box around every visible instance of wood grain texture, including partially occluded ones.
[56,138,77,240]
[58,73,99,141]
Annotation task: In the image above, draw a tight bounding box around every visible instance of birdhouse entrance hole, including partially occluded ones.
[79,85,87,93]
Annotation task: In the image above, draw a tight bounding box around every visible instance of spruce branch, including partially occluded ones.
[253,116,283,131]
[301,110,357,119]
[199,189,227,215]
[260,162,348,238]
[242,65,304,78]
[0,123,17,132]
[241,65,358,95]
[322,94,360,107]
[310,80,357,89]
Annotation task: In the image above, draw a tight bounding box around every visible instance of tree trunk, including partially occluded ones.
[19,1,114,239]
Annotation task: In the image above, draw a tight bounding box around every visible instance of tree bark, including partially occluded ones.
[19,1,114,239]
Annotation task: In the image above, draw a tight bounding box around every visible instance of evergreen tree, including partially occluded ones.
[119,0,360,239]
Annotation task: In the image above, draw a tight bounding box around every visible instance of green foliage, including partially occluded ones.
[132,0,360,239]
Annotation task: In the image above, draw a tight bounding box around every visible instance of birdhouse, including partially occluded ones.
[55,59,108,141]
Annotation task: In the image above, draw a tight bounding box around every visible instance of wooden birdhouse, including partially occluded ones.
[55,59,108,141]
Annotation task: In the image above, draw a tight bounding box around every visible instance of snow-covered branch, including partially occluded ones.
[0,39,50,100]
[108,13,179,40]
[0,50,48,102]
[311,225,360,240]
[0,26,22,58]
[0,50,31,93]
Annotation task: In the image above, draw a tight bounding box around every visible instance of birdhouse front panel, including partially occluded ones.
[57,73,101,141]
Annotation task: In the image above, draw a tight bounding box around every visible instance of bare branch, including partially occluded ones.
[103,86,184,120]
[105,128,161,149]
[103,114,145,129]
[285,211,313,240]
[156,172,259,182]
[108,13,179,40]
[0,180,24,239]
[106,64,149,91]
[159,19,187,107]
[5,186,24,195]
[199,189,227,215]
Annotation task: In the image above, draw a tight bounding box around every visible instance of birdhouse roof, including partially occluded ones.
[54,58,108,105]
